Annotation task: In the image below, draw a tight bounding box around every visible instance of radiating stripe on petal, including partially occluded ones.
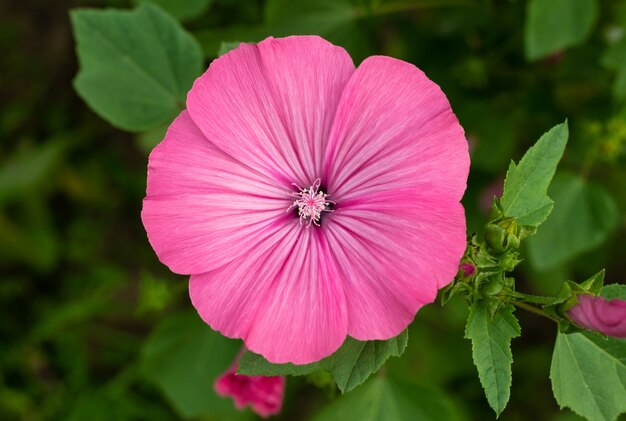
[142,111,290,274]
[191,225,348,365]
[187,36,354,187]
[320,56,469,340]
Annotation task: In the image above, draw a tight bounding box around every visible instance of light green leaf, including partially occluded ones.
[71,4,203,132]
[312,376,460,421]
[465,302,521,416]
[501,122,569,226]
[550,332,626,421]
[525,0,598,61]
[238,330,408,393]
[527,172,619,271]
[140,312,249,419]
[601,284,626,300]
[131,0,211,21]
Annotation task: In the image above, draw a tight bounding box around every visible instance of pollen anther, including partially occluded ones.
[288,179,333,227]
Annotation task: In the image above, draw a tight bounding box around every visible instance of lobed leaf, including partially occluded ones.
[71,4,203,132]
[550,331,626,421]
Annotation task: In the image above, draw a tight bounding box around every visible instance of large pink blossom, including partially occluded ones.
[567,294,626,338]
[142,36,469,364]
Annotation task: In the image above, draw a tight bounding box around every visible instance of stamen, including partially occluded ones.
[288,178,333,227]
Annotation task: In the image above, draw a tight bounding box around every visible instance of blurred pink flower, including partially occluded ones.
[142,36,469,364]
[215,360,285,418]
[567,294,626,338]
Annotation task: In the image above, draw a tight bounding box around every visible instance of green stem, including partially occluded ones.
[511,301,558,322]
[506,290,555,305]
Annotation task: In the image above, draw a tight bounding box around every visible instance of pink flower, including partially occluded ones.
[141,36,469,364]
[215,363,285,418]
[567,294,626,338]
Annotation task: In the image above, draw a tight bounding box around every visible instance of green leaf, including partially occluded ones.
[140,312,249,419]
[71,4,203,132]
[312,376,460,421]
[131,0,212,21]
[525,0,598,61]
[500,122,569,226]
[527,172,619,271]
[465,302,521,416]
[601,284,626,300]
[550,332,626,421]
[238,331,408,393]
[603,37,626,100]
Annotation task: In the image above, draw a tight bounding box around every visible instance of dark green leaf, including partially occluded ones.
[131,0,212,21]
[550,332,626,421]
[140,312,249,419]
[527,173,619,271]
[238,331,408,393]
[71,4,203,131]
[312,377,460,421]
[500,122,569,226]
[465,302,521,416]
[525,0,598,61]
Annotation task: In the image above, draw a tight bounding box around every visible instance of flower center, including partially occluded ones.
[289,179,333,227]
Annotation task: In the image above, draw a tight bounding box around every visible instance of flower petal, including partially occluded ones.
[321,56,469,339]
[190,225,348,364]
[567,295,626,338]
[323,56,469,203]
[187,36,355,187]
[142,111,290,274]
[326,199,466,339]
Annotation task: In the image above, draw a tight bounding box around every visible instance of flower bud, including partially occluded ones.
[567,294,626,338]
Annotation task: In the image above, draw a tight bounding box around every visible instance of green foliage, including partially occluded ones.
[527,173,619,271]
[525,0,598,61]
[501,122,569,226]
[0,140,65,204]
[543,270,606,333]
[217,41,242,57]
[465,302,521,417]
[140,313,248,419]
[239,331,408,393]
[311,377,460,421]
[71,4,203,132]
[550,332,626,421]
[131,0,212,21]
[603,38,626,100]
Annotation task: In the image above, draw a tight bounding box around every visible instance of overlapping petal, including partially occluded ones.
[321,56,469,339]
[190,225,348,364]
[187,36,354,187]
[142,111,289,274]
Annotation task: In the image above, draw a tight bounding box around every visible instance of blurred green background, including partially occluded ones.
[1,0,625,419]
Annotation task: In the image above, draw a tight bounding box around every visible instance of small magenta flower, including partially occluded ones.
[215,356,285,418]
[567,294,626,338]
[459,262,476,277]
[142,36,469,364]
